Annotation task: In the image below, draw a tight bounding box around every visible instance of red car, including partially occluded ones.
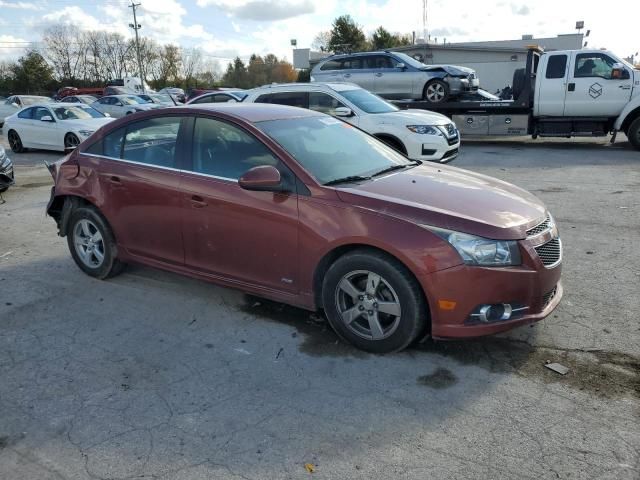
[46,104,562,353]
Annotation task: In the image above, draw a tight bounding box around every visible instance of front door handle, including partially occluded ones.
[375,72,383,77]
[343,73,351,78]
[190,195,208,208]
[567,83,575,92]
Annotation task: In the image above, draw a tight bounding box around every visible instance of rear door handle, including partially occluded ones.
[343,73,351,78]
[567,83,575,92]
[375,72,383,77]
[107,176,123,187]
[190,195,208,208]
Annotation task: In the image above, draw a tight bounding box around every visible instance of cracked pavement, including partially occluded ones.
[0,136,638,479]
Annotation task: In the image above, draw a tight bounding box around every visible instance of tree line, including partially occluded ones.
[313,15,412,53]
[0,24,298,96]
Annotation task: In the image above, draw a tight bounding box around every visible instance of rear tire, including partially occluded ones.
[322,249,427,353]
[67,206,125,279]
[423,79,450,103]
[627,117,640,150]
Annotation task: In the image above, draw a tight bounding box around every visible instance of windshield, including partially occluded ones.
[257,116,412,185]
[393,52,428,69]
[22,96,50,106]
[122,96,147,105]
[150,94,174,104]
[53,105,105,120]
[340,89,398,114]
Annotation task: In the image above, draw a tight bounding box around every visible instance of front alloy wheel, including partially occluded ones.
[8,130,25,153]
[335,270,402,341]
[65,133,80,150]
[322,249,427,353]
[424,80,449,103]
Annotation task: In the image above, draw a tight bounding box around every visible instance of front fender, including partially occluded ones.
[614,94,640,130]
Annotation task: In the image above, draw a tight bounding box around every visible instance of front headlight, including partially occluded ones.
[406,125,442,135]
[78,130,94,137]
[428,227,521,266]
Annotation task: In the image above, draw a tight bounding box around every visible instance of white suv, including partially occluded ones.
[242,83,460,163]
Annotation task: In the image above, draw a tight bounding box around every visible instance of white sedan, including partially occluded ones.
[3,103,114,153]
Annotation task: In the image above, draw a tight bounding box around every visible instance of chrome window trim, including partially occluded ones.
[81,152,237,183]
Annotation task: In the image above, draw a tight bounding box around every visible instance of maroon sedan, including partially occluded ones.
[46,104,562,353]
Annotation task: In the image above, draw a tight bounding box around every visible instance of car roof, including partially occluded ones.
[181,103,323,122]
[322,51,396,60]
[249,82,361,94]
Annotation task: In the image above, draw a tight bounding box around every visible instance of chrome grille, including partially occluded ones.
[534,238,562,267]
[542,286,558,309]
[527,214,552,237]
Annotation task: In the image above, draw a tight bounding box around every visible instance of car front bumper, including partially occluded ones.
[419,245,563,338]
[405,133,461,164]
[0,160,15,189]
[447,77,480,94]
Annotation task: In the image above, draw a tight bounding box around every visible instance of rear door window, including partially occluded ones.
[122,117,183,168]
[309,92,346,115]
[320,59,343,71]
[366,55,393,69]
[546,55,567,79]
[190,117,281,180]
[254,92,309,108]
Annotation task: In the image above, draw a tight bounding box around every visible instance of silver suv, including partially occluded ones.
[311,51,479,104]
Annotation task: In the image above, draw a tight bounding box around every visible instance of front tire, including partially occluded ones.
[423,79,450,103]
[7,130,26,153]
[67,206,125,279]
[322,249,427,353]
[64,133,80,150]
[627,117,640,150]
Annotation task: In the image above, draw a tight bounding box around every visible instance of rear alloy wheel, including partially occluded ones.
[423,79,450,103]
[322,250,427,353]
[67,207,125,279]
[627,117,640,150]
[8,130,25,153]
[64,133,80,150]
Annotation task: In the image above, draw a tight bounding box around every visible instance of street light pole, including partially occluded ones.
[129,2,145,93]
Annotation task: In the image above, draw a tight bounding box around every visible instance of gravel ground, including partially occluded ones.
[0,135,638,480]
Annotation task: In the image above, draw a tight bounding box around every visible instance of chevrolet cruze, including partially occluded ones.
[46,104,562,353]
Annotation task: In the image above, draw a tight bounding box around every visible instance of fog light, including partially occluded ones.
[469,303,528,323]
[478,304,513,322]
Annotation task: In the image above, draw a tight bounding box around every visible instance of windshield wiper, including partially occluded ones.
[323,175,372,186]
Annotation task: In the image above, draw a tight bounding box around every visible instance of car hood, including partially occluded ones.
[61,117,115,130]
[422,65,475,76]
[335,163,546,240]
[372,109,452,126]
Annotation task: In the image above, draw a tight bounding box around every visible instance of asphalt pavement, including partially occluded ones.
[0,135,638,479]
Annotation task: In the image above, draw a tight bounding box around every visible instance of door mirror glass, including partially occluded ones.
[40,115,54,122]
[396,62,406,70]
[12,102,19,108]
[115,102,123,106]
[238,165,284,192]
[103,112,111,117]
[611,63,630,80]
[334,107,354,117]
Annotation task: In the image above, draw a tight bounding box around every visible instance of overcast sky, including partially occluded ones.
[0,0,637,63]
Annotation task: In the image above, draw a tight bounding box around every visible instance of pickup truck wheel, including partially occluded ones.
[627,117,640,150]
[423,80,449,103]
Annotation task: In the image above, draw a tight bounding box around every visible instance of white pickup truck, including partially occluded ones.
[394,47,640,149]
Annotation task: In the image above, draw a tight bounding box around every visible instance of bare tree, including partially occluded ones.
[312,31,332,52]
[181,48,202,88]
[42,25,85,81]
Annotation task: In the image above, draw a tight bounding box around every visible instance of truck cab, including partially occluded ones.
[536,49,638,118]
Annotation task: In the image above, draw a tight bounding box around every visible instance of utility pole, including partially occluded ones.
[129,2,145,93]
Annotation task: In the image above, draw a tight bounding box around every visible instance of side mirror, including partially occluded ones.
[11,102,19,108]
[238,165,286,192]
[103,112,111,117]
[40,115,54,122]
[115,102,123,106]
[396,62,406,70]
[334,107,354,117]
[611,63,629,80]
